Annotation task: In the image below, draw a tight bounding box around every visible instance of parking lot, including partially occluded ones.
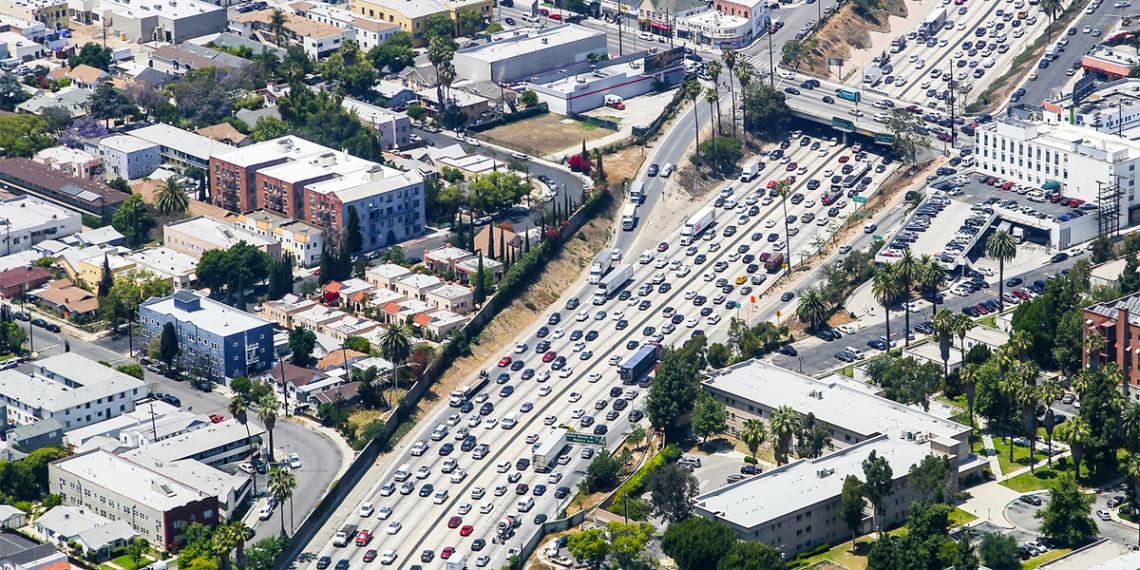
[1004,486,1140,552]
[860,0,1064,109]
[682,451,760,493]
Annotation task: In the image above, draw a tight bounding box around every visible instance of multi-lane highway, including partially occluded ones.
[300,133,895,569]
[1021,0,1129,108]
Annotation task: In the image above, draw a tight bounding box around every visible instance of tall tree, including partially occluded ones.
[269,9,289,46]
[894,248,920,347]
[769,405,800,465]
[862,449,894,536]
[155,176,189,216]
[716,541,785,570]
[795,287,831,331]
[684,80,703,161]
[258,392,280,464]
[661,517,737,570]
[740,418,766,460]
[345,206,363,254]
[691,391,728,444]
[1124,452,1140,546]
[379,323,412,395]
[288,327,316,367]
[1054,416,1090,478]
[97,255,114,298]
[1036,472,1096,547]
[648,463,701,523]
[840,475,865,545]
[986,230,1018,312]
[266,465,295,536]
[872,269,902,346]
[159,321,180,368]
[111,195,154,248]
[721,48,739,137]
[908,453,952,503]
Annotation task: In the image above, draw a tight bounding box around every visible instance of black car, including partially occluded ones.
[504,16,516,24]
[516,457,531,470]
[316,557,332,570]
[496,373,510,384]
[593,424,608,435]
[784,87,800,95]
[618,290,632,301]
[461,435,477,451]
[44,322,60,333]
[161,394,182,407]
[510,359,525,371]
[548,313,561,325]
[609,386,623,398]
[500,385,514,397]
[419,483,434,497]
[30,318,47,328]
[780,291,795,302]
[459,401,474,413]
[740,464,760,474]
[472,539,486,551]
[334,561,349,570]
[585,330,598,341]
[659,283,671,293]
[752,232,763,241]
[1051,252,1069,263]
[555,486,571,499]
[1006,277,1023,287]
[822,95,835,103]
[569,330,583,341]
[629,409,645,422]
[647,164,659,176]
[521,368,535,380]
[534,513,548,524]
[479,402,494,415]
[438,444,454,456]
[642,326,655,336]
[694,254,707,264]
[536,326,549,338]
[777,345,798,356]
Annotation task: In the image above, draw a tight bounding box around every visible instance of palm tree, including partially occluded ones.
[269,9,288,47]
[894,249,920,347]
[933,308,955,381]
[872,269,902,346]
[721,49,738,137]
[953,313,975,363]
[1123,402,1140,452]
[1084,331,1106,372]
[986,230,1018,312]
[741,419,766,460]
[1040,0,1063,39]
[775,179,793,268]
[155,176,188,216]
[379,323,413,400]
[684,80,702,160]
[229,395,256,492]
[1040,381,1062,466]
[229,522,253,570]
[795,287,831,331]
[1017,380,1040,472]
[267,465,296,536]
[769,406,800,465]
[212,523,237,570]
[918,255,947,308]
[961,363,980,430]
[735,61,753,132]
[427,37,456,118]
[1124,452,1140,546]
[257,392,279,463]
[706,60,724,134]
[1054,415,1090,479]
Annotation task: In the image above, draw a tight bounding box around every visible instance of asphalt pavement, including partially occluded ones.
[1020,2,1127,109]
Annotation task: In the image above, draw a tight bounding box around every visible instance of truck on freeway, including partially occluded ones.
[449,371,490,406]
[621,202,638,231]
[920,7,946,36]
[532,428,568,470]
[628,180,645,204]
[620,343,662,384]
[740,161,761,182]
[679,206,716,246]
[593,263,632,304]
[332,524,357,547]
[765,252,785,273]
[445,555,467,570]
[588,250,613,285]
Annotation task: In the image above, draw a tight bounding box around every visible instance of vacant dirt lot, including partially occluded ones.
[793,0,908,77]
[476,114,617,156]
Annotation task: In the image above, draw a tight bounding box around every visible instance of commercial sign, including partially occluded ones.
[644,47,686,73]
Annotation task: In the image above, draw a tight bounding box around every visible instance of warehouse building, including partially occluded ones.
[452,24,607,83]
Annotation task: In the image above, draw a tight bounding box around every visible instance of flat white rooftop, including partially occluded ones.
[693,435,932,528]
[703,359,970,441]
[128,124,233,162]
[210,135,329,168]
[53,449,210,511]
[459,24,604,63]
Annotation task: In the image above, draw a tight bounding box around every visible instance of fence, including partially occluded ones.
[569,113,621,131]
[633,86,689,143]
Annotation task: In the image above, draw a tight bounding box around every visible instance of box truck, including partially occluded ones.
[593,263,632,303]
[620,344,662,384]
[740,161,761,182]
[588,251,613,285]
[532,428,568,470]
[679,206,715,246]
[621,203,638,231]
[332,524,357,547]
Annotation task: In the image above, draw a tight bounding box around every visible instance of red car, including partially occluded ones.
[355,530,372,546]
[549,12,562,19]
[767,180,778,188]
[657,242,669,252]
[838,156,850,163]
[459,525,474,536]
[542,351,557,363]
[1001,181,1015,190]
[497,356,512,367]
[209,414,225,423]
[441,547,456,559]
[447,516,462,528]
[362,550,377,563]
[1069,198,1085,207]
[784,176,796,185]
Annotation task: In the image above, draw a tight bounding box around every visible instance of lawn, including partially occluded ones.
[99,553,147,570]
[1002,450,1127,492]
[977,314,998,328]
[475,113,617,156]
[989,436,1038,476]
[1023,548,1072,569]
[949,507,977,527]
[791,540,871,570]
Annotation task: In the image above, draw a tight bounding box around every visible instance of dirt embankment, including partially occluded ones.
[793,0,909,77]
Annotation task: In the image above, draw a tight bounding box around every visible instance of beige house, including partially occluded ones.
[394,273,443,301]
[259,294,319,329]
[425,283,473,314]
[163,217,280,260]
[366,263,413,289]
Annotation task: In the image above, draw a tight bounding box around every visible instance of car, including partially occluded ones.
[472,539,487,551]
[334,561,349,570]
[386,521,402,535]
[1018,494,1043,506]
[441,547,456,559]
[647,164,659,176]
[1097,509,1112,521]
[316,557,332,569]
[780,291,794,302]
[419,550,433,563]
[460,524,474,536]
[288,453,302,468]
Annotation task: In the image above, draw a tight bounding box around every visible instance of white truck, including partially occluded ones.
[332,524,357,547]
[445,555,467,570]
[621,203,638,231]
[680,206,716,246]
[628,180,645,204]
[740,161,761,182]
[593,263,633,304]
[863,67,882,88]
[532,428,568,471]
[604,93,625,109]
[588,251,613,285]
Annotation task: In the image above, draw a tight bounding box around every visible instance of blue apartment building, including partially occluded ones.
[139,290,275,381]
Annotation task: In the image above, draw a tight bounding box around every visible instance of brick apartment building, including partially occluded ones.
[1084,292,1140,397]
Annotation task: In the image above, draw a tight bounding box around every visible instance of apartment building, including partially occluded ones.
[258,293,318,328]
[303,164,424,249]
[348,0,489,43]
[286,0,399,52]
[32,146,103,179]
[0,0,67,29]
[0,195,81,255]
[67,0,226,43]
[1082,291,1140,396]
[126,124,234,174]
[0,159,128,219]
[341,98,412,150]
[231,8,350,59]
[139,290,275,380]
[49,449,220,551]
[94,135,161,180]
[0,353,145,430]
[163,216,280,260]
[233,209,324,267]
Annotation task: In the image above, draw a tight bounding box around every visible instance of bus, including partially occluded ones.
[836,88,861,103]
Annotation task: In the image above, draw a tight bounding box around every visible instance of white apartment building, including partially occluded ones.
[0,195,82,255]
[287,0,399,52]
[0,353,145,430]
[67,0,226,43]
[233,209,325,267]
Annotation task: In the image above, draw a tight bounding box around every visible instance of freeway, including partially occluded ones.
[299,133,895,568]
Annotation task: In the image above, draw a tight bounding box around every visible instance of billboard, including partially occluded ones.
[644,47,685,73]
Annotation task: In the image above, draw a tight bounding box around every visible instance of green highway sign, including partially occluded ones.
[874,132,896,145]
[831,117,854,132]
[852,196,868,204]
[567,433,605,445]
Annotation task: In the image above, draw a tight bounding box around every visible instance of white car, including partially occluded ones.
[548,472,563,484]
[559,367,573,378]
[764,219,777,228]
[494,485,508,496]
[568,392,582,402]
[288,453,302,468]
[358,502,375,517]
[457,503,472,515]
[415,465,431,479]
[552,327,565,338]
[588,372,603,383]
[480,503,495,514]
[386,521,402,535]
[377,505,392,520]
[544,414,558,425]
[484,416,499,429]
[471,486,486,499]
[446,414,460,426]
[380,550,397,565]
[539,385,552,396]
[576,311,589,322]
[661,163,674,177]
[571,408,586,419]
[497,460,511,473]
[410,441,427,456]
[707,314,721,325]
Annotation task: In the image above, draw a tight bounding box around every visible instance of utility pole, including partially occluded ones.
[767,25,774,87]
[618,15,623,57]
